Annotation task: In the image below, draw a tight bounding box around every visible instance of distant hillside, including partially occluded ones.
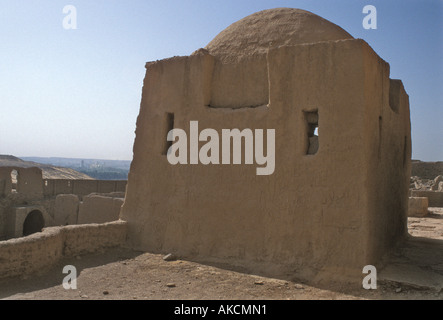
[22,157,131,170]
[4,155,440,182]
[0,155,94,180]
[411,160,443,180]
[21,156,130,180]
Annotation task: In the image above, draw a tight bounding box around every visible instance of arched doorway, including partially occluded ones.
[23,210,45,236]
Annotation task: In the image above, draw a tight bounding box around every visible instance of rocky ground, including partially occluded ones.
[410,175,443,191]
[409,160,442,191]
[1,208,442,301]
[411,160,443,181]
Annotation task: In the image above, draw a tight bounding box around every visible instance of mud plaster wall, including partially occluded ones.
[53,194,124,226]
[408,197,428,217]
[78,195,124,224]
[0,167,13,197]
[1,194,125,241]
[6,206,53,239]
[0,221,127,279]
[0,166,126,199]
[362,43,411,264]
[54,194,80,226]
[1,178,127,240]
[0,206,11,241]
[43,180,127,197]
[0,167,43,198]
[0,195,56,241]
[410,191,443,207]
[121,39,411,283]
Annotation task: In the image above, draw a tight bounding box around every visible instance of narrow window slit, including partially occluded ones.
[163,112,175,155]
[304,111,319,155]
[11,169,18,193]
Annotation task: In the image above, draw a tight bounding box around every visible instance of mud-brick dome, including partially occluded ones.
[205,8,354,62]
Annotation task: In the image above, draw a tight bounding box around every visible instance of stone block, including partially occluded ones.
[408,197,429,217]
[54,194,80,226]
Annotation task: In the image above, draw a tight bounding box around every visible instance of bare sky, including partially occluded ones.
[0,0,442,161]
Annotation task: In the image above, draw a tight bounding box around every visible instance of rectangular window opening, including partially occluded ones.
[163,112,175,155]
[304,111,319,155]
[11,169,18,193]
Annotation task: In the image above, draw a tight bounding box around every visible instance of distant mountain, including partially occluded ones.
[0,155,94,180]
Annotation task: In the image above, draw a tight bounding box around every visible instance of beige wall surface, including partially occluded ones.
[410,191,443,207]
[408,197,429,217]
[43,179,127,197]
[0,165,127,240]
[0,167,43,198]
[121,37,411,284]
[0,221,127,279]
[54,194,80,226]
[78,195,124,225]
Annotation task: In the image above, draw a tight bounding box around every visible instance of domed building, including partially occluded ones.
[121,8,411,284]
[205,8,353,61]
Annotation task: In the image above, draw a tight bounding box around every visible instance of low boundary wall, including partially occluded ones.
[409,191,443,208]
[43,179,127,197]
[0,220,127,279]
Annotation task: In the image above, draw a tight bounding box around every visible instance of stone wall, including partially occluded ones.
[0,220,127,279]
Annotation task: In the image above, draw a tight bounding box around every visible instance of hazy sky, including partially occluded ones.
[1,0,442,161]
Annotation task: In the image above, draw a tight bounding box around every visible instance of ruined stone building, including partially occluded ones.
[0,166,126,240]
[121,8,411,283]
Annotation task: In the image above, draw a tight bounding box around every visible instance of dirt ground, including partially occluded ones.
[1,209,442,301]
